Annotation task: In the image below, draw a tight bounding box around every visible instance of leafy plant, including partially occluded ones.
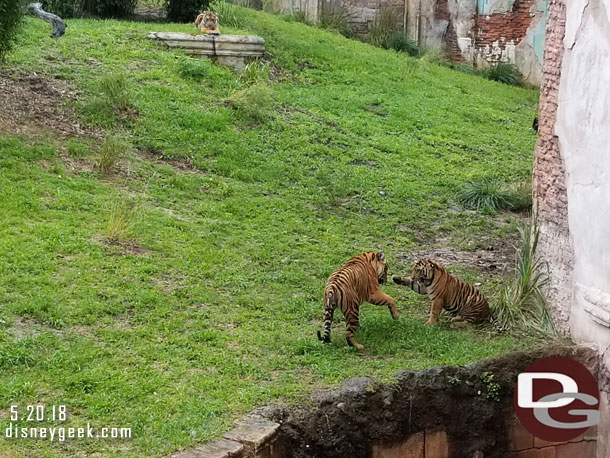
[96,134,131,174]
[42,0,80,17]
[484,62,521,86]
[0,0,23,62]
[105,198,136,242]
[491,221,554,334]
[224,84,273,123]
[210,0,247,27]
[458,178,531,213]
[99,73,131,111]
[480,371,501,401]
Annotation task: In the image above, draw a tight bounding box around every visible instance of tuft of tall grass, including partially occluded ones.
[96,135,131,174]
[383,32,421,57]
[491,222,554,334]
[99,73,131,111]
[210,0,247,27]
[484,62,522,86]
[367,5,396,47]
[239,60,270,85]
[224,84,273,123]
[105,198,136,243]
[458,178,531,213]
[318,4,353,37]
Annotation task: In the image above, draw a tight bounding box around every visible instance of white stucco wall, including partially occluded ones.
[554,1,610,455]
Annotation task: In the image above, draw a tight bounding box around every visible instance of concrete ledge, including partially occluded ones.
[147,32,265,57]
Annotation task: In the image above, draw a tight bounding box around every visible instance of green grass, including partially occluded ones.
[0,9,543,457]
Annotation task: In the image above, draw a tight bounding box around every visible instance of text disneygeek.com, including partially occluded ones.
[4,405,131,441]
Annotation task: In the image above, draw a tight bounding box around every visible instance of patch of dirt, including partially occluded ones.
[98,237,150,256]
[397,244,515,274]
[138,150,203,174]
[0,71,99,138]
[9,317,62,339]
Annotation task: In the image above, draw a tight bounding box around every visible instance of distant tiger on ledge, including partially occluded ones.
[195,11,220,34]
[392,258,505,332]
[318,251,398,350]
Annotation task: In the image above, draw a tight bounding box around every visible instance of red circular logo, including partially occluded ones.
[514,356,600,442]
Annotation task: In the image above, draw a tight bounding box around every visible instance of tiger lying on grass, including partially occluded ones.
[392,258,505,332]
[318,251,398,350]
[195,11,220,34]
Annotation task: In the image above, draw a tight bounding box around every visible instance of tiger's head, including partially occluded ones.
[195,11,219,32]
[370,251,388,284]
[411,258,445,288]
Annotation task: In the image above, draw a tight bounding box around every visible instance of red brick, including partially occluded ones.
[425,430,448,458]
[512,447,556,458]
[555,441,597,458]
[372,432,424,458]
[510,417,534,451]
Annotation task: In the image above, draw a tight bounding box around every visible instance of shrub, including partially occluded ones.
[44,0,137,18]
[403,59,419,82]
[210,0,246,27]
[458,178,531,213]
[99,73,130,111]
[367,5,395,47]
[491,222,554,334]
[225,84,273,123]
[42,0,80,17]
[96,134,131,174]
[0,0,23,62]
[484,62,521,86]
[166,0,209,22]
[383,33,420,57]
[105,198,136,242]
[419,48,449,67]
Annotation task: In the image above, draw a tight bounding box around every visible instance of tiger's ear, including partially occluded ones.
[377,251,386,262]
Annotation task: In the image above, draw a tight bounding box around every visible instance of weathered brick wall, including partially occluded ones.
[474,0,536,62]
[531,0,572,332]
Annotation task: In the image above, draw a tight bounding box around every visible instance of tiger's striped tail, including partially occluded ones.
[317,289,335,343]
[489,315,508,333]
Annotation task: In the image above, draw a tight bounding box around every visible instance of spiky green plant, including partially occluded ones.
[491,221,554,334]
[99,73,131,111]
[484,62,521,86]
[383,32,421,57]
[0,0,23,62]
[210,0,246,27]
[105,198,136,242]
[96,134,131,174]
[367,5,395,47]
[458,178,531,213]
[224,84,273,123]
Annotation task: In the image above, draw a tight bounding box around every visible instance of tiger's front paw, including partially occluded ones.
[424,319,434,326]
[354,343,364,350]
[392,275,411,286]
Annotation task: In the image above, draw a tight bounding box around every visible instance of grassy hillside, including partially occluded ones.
[0,8,541,457]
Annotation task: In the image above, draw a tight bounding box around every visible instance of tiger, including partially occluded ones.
[317,251,398,350]
[195,11,220,35]
[392,258,505,332]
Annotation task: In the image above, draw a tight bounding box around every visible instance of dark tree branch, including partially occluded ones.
[27,3,67,38]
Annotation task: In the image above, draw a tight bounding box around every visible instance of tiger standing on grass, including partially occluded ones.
[392,258,505,331]
[318,251,398,350]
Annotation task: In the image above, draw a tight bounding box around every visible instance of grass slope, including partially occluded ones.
[0,9,541,457]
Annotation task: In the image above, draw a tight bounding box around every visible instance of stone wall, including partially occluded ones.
[532,0,610,457]
[270,0,547,84]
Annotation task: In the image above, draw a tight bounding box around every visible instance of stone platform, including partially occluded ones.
[148,32,265,72]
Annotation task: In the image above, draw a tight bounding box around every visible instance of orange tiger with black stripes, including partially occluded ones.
[392,258,505,331]
[317,251,398,350]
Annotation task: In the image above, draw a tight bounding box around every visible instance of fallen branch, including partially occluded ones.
[27,2,67,38]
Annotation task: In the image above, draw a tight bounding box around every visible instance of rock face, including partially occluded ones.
[255,346,598,458]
